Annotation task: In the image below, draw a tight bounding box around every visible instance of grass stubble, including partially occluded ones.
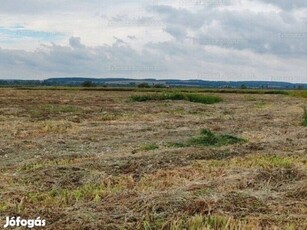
[0,88,306,229]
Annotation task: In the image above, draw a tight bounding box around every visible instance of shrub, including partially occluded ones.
[153,84,166,88]
[81,80,95,87]
[137,83,151,88]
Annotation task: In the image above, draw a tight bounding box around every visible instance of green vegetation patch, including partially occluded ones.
[170,129,246,148]
[141,143,159,151]
[130,93,223,104]
[209,89,289,95]
[289,90,307,99]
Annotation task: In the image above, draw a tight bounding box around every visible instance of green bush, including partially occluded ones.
[81,80,95,87]
[137,83,151,88]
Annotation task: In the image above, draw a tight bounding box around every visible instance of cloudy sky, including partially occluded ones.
[0,0,306,82]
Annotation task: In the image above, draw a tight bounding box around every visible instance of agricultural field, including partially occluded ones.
[0,88,306,229]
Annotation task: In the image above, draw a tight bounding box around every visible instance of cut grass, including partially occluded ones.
[130,93,223,104]
[1,88,306,229]
[170,129,246,148]
[29,104,82,119]
[144,214,288,230]
[25,175,136,208]
[41,120,77,134]
[19,158,79,172]
[205,154,304,170]
[144,215,233,230]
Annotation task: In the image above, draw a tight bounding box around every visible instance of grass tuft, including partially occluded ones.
[170,129,246,147]
[141,143,159,151]
[41,120,76,133]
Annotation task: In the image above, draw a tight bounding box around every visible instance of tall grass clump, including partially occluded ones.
[188,129,246,147]
[130,93,222,104]
[170,129,246,148]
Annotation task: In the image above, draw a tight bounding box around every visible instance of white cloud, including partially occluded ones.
[0,0,306,82]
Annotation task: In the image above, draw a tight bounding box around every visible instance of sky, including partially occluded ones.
[0,0,306,83]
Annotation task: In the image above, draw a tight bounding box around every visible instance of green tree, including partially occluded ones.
[240,84,247,89]
[81,80,95,87]
[137,83,151,88]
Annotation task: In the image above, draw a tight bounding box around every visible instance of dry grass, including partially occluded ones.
[0,88,306,229]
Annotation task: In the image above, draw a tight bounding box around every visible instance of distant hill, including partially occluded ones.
[0,77,306,89]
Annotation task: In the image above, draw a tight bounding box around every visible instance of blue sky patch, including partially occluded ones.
[0,26,63,41]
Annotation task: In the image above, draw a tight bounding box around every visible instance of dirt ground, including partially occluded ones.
[0,88,306,229]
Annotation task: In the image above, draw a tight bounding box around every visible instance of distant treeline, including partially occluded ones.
[0,78,306,89]
[0,80,42,86]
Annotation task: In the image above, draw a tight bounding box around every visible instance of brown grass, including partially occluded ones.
[0,88,306,229]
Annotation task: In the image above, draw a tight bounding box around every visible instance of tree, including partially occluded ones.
[81,80,95,87]
[240,84,247,89]
[137,83,151,88]
[153,84,166,88]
